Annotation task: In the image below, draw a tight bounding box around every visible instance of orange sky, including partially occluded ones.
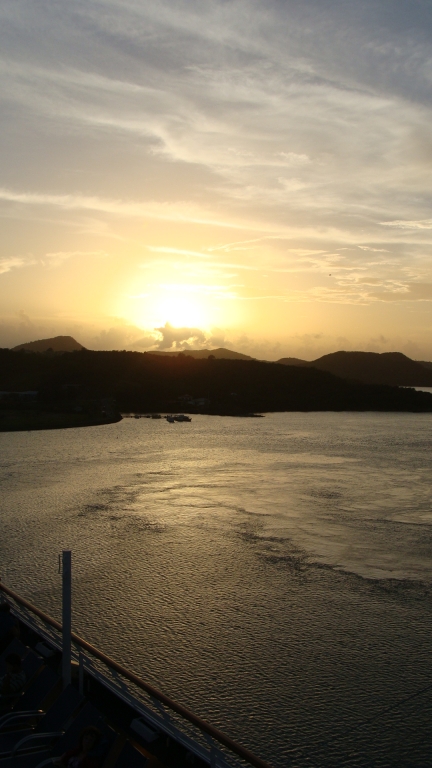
[1,1,432,360]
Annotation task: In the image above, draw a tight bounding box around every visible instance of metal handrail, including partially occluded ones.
[0,581,273,768]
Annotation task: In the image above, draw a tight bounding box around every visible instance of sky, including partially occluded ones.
[1,0,432,360]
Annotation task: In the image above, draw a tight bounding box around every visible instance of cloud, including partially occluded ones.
[2,0,432,240]
[0,251,106,273]
[372,282,432,302]
[17,310,34,330]
[159,282,240,299]
[0,313,160,351]
[0,257,31,274]
[207,327,227,348]
[0,311,44,348]
[2,0,432,356]
[131,334,161,350]
[357,246,389,252]
[147,246,211,259]
[154,322,206,350]
[89,322,156,350]
[381,219,432,230]
[0,188,250,230]
[42,250,107,266]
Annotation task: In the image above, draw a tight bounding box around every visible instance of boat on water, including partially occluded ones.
[0,552,271,768]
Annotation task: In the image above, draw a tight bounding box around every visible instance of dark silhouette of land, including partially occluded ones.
[151,347,254,360]
[420,360,432,371]
[1,348,432,426]
[276,357,307,367]
[12,338,432,387]
[277,351,432,387]
[0,408,120,432]
[12,335,85,353]
[12,337,251,360]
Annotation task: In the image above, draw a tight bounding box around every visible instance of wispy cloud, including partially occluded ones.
[2,0,432,353]
[0,187,242,228]
[0,250,107,274]
[42,250,107,266]
[381,219,432,230]
[147,246,211,259]
[162,282,241,299]
[0,256,32,275]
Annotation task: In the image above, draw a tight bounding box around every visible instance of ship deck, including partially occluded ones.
[0,581,272,768]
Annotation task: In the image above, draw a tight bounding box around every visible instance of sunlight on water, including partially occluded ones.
[1,412,432,766]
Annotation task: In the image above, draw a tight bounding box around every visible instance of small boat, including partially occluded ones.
[173,414,192,422]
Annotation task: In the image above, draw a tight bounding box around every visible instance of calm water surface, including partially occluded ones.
[1,412,432,767]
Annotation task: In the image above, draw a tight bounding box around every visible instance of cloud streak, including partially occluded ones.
[1,1,432,354]
[0,188,241,228]
[0,257,33,275]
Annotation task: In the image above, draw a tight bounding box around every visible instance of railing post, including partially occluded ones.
[0,580,273,768]
[79,652,84,695]
[62,550,72,688]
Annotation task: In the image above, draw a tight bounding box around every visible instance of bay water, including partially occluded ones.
[1,412,432,766]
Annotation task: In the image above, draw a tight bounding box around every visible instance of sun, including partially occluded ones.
[156,293,206,328]
[134,283,213,330]
[122,279,233,332]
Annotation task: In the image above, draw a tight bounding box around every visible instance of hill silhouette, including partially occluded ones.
[277,357,308,367]
[419,361,432,372]
[149,347,254,361]
[13,335,84,353]
[277,351,432,386]
[1,348,431,414]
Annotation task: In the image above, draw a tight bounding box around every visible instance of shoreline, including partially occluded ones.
[0,409,122,432]
[3,404,432,431]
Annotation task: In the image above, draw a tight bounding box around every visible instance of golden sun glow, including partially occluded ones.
[152,284,212,328]
[124,282,215,330]
[156,294,206,327]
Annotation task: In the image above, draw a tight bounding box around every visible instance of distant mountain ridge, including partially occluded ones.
[12,336,84,353]
[1,347,432,414]
[148,347,254,361]
[276,357,308,367]
[277,351,432,387]
[10,337,432,387]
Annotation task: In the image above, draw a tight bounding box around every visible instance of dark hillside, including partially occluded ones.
[12,335,84,353]
[309,351,432,386]
[276,357,308,367]
[1,349,432,413]
[150,348,254,360]
[278,351,432,386]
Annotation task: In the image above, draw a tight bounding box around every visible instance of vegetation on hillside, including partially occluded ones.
[1,348,431,415]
